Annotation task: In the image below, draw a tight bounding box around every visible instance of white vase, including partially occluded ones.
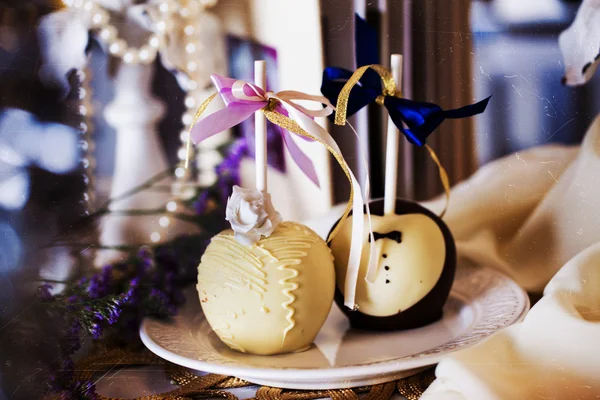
[96,63,194,266]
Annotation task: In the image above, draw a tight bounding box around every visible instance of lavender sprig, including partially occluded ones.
[37,138,247,398]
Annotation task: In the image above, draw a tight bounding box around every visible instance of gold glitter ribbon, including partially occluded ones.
[65,348,434,400]
[334,64,398,127]
[261,106,353,240]
[185,92,217,169]
[425,144,450,219]
[334,65,452,219]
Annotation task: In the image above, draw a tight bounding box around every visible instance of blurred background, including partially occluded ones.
[471,0,599,164]
[0,0,596,398]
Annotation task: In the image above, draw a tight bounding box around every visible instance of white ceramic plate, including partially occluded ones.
[140,263,529,389]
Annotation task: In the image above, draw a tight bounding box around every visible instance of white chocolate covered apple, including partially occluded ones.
[197,187,335,355]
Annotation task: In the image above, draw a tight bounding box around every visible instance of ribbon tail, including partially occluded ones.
[363,195,377,283]
[425,144,451,219]
[289,111,365,308]
[384,97,442,146]
[345,121,378,284]
[364,208,377,284]
[385,96,492,146]
[281,129,320,188]
[263,106,367,310]
[211,74,238,92]
[185,92,217,168]
[343,174,365,309]
[443,96,491,120]
[397,124,440,147]
[276,90,335,118]
[190,103,263,144]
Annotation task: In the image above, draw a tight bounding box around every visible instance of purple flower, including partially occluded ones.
[66,322,81,336]
[87,265,112,299]
[107,311,120,325]
[149,288,177,315]
[123,278,139,303]
[194,190,211,215]
[106,305,122,325]
[37,283,53,301]
[62,322,82,356]
[138,247,153,272]
[138,246,152,260]
[67,295,79,304]
[55,380,98,400]
[74,380,98,400]
[48,358,74,393]
[92,305,121,326]
[89,322,102,339]
[41,131,249,398]
[215,138,248,199]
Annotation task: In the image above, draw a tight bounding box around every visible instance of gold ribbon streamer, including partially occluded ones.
[425,144,450,219]
[262,108,352,241]
[334,64,398,127]
[333,64,451,219]
[185,92,217,169]
[184,94,354,241]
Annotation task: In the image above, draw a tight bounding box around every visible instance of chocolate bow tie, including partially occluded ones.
[369,230,403,244]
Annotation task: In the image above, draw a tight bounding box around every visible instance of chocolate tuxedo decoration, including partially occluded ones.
[328,199,457,331]
[369,230,403,244]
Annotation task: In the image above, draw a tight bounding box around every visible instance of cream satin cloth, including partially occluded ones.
[419,116,600,399]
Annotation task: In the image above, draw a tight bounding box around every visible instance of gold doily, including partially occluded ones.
[66,348,435,400]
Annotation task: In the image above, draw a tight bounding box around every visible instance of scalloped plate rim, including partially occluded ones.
[140,264,529,386]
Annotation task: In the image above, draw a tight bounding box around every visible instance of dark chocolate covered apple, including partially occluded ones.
[329,198,456,331]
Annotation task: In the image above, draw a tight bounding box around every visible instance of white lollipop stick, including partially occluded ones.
[384,54,403,215]
[254,60,268,192]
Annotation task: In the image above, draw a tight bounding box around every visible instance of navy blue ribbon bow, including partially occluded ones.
[321,14,490,147]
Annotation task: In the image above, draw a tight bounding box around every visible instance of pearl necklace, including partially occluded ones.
[62,0,220,244]
[73,69,96,215]
[147,6,224,243]
[61,0,217,65]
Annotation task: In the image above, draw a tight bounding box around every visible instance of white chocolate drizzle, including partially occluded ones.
[258,222,317,346]
[201,235,268,299]
[198,222,323,352]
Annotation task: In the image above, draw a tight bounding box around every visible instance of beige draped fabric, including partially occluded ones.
[422,242,600,399]
[420,116,600,399]
[306,116,599,400]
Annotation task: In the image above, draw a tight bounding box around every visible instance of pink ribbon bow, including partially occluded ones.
[188,74,377,309]
[189,75,336,187]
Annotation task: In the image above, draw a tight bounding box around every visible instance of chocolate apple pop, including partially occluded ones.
[191,60,377,354]
[329,54,457,331]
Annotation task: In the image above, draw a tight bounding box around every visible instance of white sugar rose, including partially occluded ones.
[225,186,282,246]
